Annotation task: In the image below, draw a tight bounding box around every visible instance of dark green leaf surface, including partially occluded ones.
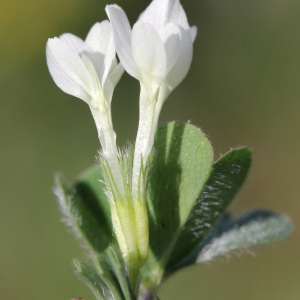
[54,165,112,253]
[196,210,293,263]
[167,147,251,272]
[75,165,111,231]
[144,122,213,285]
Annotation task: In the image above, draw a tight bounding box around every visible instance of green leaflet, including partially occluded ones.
[196,210,293,263]
[74,245,136,300]
[54,166,112,253]
[143,122,214,287]
[74,259,114,300]
[166,147,252,272]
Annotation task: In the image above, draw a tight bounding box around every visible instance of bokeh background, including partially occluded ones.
[1,0,300,299]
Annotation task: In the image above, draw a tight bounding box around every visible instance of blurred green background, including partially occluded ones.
[1,0,300,299]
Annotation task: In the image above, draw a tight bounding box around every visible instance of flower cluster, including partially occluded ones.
[46,0,196,285]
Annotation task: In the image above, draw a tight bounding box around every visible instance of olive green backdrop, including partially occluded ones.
[1,0,300,299]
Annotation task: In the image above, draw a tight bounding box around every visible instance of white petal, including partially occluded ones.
[106,5,139,79]
[103,78,114,104]
[190,26,198,43]
[131,22,167,94]
[109,63,124,88]
[81,51,105,90]
[100,59,124,101]
[46,38,92,102]
[162,23,181,74]
[85,21,111,54]
[102,35,117,87]
[165,27,193,89]
[139,0,189,34]
[86,22,119,89]
[80,53,103,108]
[59,33,87,55]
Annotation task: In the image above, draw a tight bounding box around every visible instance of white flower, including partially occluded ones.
[46,21,124,108]
[106,0,197,97]
[46,21,125,198]
[106,0,197,199]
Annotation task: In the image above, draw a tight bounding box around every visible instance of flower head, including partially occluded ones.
[106,0,197,97]
[46,21,123,106]
[47,21,124,198]
[106,0,197,199]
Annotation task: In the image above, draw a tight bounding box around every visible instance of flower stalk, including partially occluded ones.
[132,85,157,200]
